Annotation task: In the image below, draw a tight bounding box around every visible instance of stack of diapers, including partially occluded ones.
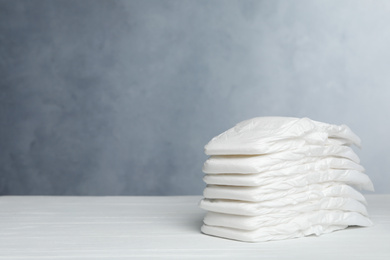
[200,117,374,242]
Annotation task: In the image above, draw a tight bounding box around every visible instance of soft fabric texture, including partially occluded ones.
[203,209,371,230]
[200,117,373,242]
[204,117,361,155]
[201,210,372,242]
[203,169,374,190]
[203,183,366,202]
[200,196,368,216]
[203,154,363,174]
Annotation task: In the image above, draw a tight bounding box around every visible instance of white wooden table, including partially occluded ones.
[0,195,389,259]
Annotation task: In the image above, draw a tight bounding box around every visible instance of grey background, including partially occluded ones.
[0,0,389,195]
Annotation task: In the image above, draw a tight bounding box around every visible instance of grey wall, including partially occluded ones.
[0,0,389,195]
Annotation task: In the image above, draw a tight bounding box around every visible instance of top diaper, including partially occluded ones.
[204,117,361,155]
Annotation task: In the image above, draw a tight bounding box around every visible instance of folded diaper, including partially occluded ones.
[203,183,367,202]
[203,154,363,174]
[200,196,368,216]
[201,210,372,242]
[204,117,361,155]
[203,169,374,190]
[203,209,371,230]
